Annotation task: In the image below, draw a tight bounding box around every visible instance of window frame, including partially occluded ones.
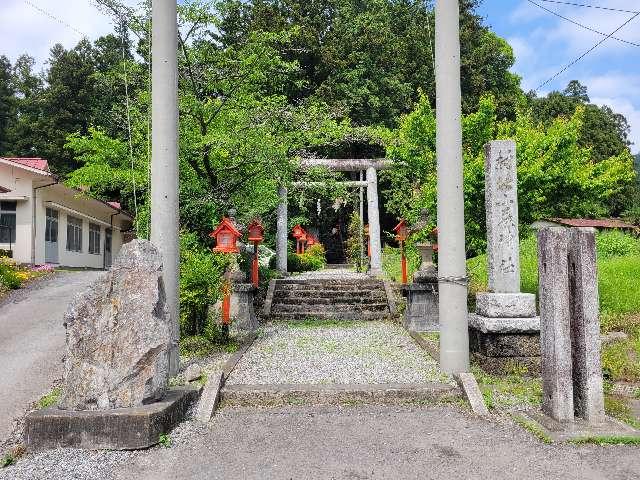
[88,223,101,255]
[0,201,17,244]
[66,215,83,253]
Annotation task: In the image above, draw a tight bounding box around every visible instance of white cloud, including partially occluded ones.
[0,0,139,71]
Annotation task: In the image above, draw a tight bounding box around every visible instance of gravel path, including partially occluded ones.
[226,321,452,385]
[0,270,102,445]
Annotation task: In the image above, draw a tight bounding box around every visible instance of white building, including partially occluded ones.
[0,157,134,269]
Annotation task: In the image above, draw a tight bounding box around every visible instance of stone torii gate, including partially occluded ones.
[275,158,392,276]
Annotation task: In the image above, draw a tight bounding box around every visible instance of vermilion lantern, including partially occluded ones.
[210,217,242,253]
[394,219,409,242]
[306,233,318,247]
[292,225,307,254]
[394,219,409,284]
[247,219,264,288]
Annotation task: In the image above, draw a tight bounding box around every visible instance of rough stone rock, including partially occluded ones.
[601,331,629,346]
[60,239,172,411]
[468,314,540,334]
[183,364,203,383]
[476,292,537,318]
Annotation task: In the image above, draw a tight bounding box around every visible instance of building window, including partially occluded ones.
[89,223,101,255]
[0,201,16,243]
[45,208,59,243]
[66,215,83,252]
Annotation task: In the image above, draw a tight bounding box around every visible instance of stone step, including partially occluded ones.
[275,284,383,292]
[268,311,391,321]
[325,264,355,270]
[220,383,460,407]
[271,303,389,314]
[272,296,387,306]
[274,290,387,300]
[277,279,382,286]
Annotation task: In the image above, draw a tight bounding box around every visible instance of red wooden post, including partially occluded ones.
[221,281,231,325]
[400,240,408,284]
[247,219,264,289]
[394,219,409,284]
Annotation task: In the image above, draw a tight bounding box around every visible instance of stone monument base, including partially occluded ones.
[231,283,258,335]
[469,314,540,375]
[24,386,200,451]
[517,410,640,443]
[401,282,438,332]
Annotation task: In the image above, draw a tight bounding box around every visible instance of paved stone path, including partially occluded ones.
[227,321,451,385]
[110,405,639,480]
[0,271,101,443]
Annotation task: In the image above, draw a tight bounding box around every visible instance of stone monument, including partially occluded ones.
[524,227,639,441]
[469,140,541,373]
[25,240,199,450]
[403,243,439,332]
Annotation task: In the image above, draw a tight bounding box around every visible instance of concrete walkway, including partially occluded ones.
[0,271,101,443]
[114,405,640,480]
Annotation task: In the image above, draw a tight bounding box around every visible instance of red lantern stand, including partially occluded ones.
[210,217,242,334]
[247,219,265,288]
[298,232,308,254]
[292,225,306,254]
[364,224,371,258]
[394,219,409,284]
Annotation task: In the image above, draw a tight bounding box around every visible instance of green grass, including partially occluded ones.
[36,387,61,409]
[511,414,553,444]
[605,395,640,430]
[473,366,542,411]
[158,433,172,448]
[179,335,239,359]
[570,435,640,446]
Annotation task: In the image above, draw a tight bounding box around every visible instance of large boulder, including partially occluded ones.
[59,240,172,411]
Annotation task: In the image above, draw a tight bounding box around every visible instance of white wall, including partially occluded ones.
[0,162,34,263]
[0,163,132,268]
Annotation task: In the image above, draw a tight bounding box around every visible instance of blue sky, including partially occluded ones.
[1,0,639,152]
[477,0,640,153]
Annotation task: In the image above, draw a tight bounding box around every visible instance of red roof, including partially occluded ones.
[2,157,50,172]
[548,218,637,229]
[108,201,121,210]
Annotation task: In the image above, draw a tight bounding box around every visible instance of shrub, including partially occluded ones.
[179,232,229,337]
[0,257,22,290]
[289,244,327,272]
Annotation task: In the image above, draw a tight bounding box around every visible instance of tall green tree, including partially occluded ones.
[0,56,15,154]
[528,80,631,162]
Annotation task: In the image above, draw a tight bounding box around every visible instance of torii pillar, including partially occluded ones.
[366,166,383,275]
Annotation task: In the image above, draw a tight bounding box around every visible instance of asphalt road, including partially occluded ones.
[116,405,640,480]
[0,271,101,443]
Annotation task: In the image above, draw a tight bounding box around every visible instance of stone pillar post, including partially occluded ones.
[569,227,605,423]
[485,140,520,293]
[276,186,288,275]
[538,227,574,421]
[366,167,382,275]
[469,141,540,374]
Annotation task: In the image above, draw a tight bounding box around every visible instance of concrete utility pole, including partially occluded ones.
[151,0,180,376]
[435,0,470,373]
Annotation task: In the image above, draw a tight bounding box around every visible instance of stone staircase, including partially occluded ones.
[266,273,391,321]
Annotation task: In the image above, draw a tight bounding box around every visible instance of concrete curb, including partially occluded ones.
[382,280,397,316]
[454,372,490,417]
[220,382,461,407]
[262,279,277,317]
[195,331,258,423]
[407,331,440,361]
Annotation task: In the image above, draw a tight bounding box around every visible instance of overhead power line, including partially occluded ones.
[24,0,87,37]
[527,0,640,48]
[539,0,640,14]
[535,11,640,91]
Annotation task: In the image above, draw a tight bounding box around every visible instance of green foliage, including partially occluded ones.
[595,230,640,258]
[473,367,542,411]
[1,453,15,468]
[179,232,229,337]
[287,244,327,272]
[345,211,365,270]
[0,261,21,290]
[158,433,172,448]
[36,387,62,409]
[385,95,637,256]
